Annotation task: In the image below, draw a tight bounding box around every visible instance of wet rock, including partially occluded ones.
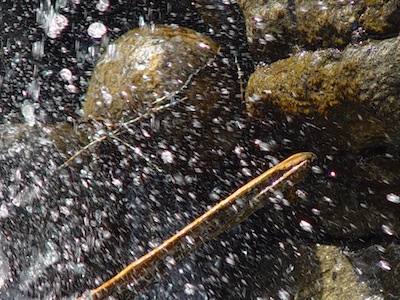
[84,24,243,169]
[246,48,356,117]
[347,242,400,298]
[0,123,133,298]
[244,36,400,239]
[346,38,400,125]
[237,0,298,62]
[237,0,400,62]
[359,0,400,36]
[246,36,400,132]
[84,24,234,122]
[295,0,366,48]
[297,245,375,299]
[245,36,400,190]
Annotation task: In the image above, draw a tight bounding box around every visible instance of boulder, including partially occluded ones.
[237,0,400,62]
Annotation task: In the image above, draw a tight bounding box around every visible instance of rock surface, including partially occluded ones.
[245,36,400,240]
[297,245,375,299]
[246,36,400,125]
[1,1,400,299]
[84,24,232,123]
[238,0,400,62]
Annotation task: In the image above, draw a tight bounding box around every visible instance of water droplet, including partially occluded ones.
[184,283,196,295]
[299,220,313,232]
[386,193,400,204]
[0,238,10,289]
[161,150,174,164]
[377,260,391,271]
[0,204,9,219]
[295,189,307,200]
[141,128,151,138]
[96,0,110,12]
[112,178,123,187]
[165,256,176,267]
[100,86,113,105]
[28,80,40,101]
[254,139,273,152]
[382,224,395,235]
[264,34,278,42]
[87,22,107,39]
[21,101,36,127]
[197,42,210,49]
[225,254,235,266]
[278,289,290,300]
[242,167,252,177]
[32,41,45,59]
[311,208,321,215]
[59,68,73,82]
[40,8,69,39]
[253,14,264,23]
[65,84,78,93]
[311,165,323,174]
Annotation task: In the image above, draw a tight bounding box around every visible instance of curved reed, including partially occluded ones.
[79,152,316,299]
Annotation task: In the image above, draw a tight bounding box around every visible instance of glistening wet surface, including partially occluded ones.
[1,1,399,299]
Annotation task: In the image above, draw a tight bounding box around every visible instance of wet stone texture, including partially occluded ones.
[245,36,400,240]
[244,2,400,297]
[1,0,400,299]
[84,25,223,122]
[238,0,400,62]
[237,0,299,63]
[84,23,243,169]
[246,35,400,125]
[297,245,373,299]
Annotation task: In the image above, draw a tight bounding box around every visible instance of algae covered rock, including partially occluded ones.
[84,24,237,123]
[245,36,400,239]
[237,0,400,62]
[297,245,375,299]
[246,36,400,125]
[83,24,242,168]
[359,0,400,36]
[245,48,358,117]
[237,0,298,62]
[245,36,400,181]
[295,0,365,48]
[296,0,400,42]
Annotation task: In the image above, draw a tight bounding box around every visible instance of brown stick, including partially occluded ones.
[79,152,316,299]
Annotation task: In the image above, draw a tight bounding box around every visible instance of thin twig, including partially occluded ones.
[235,55,244,103]
[56,135,108,170]
[78,152,316,299]
[110,135,163,172]
[57,47,218,171]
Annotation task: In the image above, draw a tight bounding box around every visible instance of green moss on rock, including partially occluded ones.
[245,50,360,117]
[360,0,400,35]
[295,0,364,48]
[84,24,223,123]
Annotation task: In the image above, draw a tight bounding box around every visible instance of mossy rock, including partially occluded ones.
[84,24,234,123]
[238,0,399,63]
[84,24,242,168]
[245,49,360,117]
[245,36,400,123]
[295,0,364,48]
[360,0,400,35]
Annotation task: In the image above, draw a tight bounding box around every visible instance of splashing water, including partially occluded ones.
[36,0,69,39]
